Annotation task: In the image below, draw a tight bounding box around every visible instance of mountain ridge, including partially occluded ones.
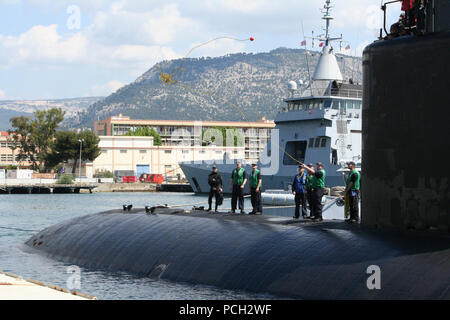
[5,47,363,130]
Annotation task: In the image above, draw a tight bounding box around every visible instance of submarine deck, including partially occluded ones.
[105,207,450,235]
[26,207,450,299]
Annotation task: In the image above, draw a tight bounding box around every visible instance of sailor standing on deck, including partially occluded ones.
[207,165,222,212]
[249,163,263,215]
[303,162,326,222]
[229,161,247,214]
[344,161,360,223]
[292,165,308,219]
[305,163,314,217]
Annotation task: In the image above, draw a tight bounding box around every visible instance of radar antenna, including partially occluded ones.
[307,0,343,48]
[305,0,344,82]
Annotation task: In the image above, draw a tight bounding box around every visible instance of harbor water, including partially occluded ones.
[0,192,278,300]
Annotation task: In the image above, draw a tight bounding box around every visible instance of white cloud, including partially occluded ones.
[0,24,180,72]
[88,3,201,46]
[0,89,6,98]
[0,25,88,66]
[206,0,275,13]
[90,80,124,96]
[0,0,396,99]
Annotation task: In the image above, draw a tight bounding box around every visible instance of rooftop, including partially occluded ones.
[100,114,275,128]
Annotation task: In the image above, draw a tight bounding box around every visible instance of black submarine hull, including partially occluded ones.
[26,209,450,299]
[362,32,450,231]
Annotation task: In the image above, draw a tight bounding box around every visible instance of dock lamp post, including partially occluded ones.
[78,139,84,183]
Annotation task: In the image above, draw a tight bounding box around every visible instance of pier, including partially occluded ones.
[0,184,98,194]
[0,270,96,300]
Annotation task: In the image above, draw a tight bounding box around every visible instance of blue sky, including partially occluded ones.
[0,0,401,100]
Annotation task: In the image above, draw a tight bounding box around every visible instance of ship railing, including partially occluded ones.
[301,87,363,99]
[329,88,363,99]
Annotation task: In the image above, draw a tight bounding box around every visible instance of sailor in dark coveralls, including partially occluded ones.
[207,165,222,212]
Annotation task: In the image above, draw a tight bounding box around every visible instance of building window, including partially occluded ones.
[139,150,147,154]
[215,151,222,154]
[320,138,327,148]
[102,150,108,154]
[120,150,127,153]
[199,150,206,154]
[0,142,13,148]
[0,154,13,161]
[164,150,172,154]
[182,150,189,154]
[309,138,315,148]
[165,165,172,169]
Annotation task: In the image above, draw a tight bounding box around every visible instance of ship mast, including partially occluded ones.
[310,0,344,82]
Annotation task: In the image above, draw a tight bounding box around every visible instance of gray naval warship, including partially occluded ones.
[179,0,362,194]
[25,0,450,299]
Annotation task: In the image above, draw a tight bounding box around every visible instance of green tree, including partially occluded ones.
[45,131,78,169]
[9,108,65,172]
[47,131,101,174]
[124,127,162,146]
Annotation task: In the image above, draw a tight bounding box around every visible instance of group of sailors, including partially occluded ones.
[389,0,428,38]
[207,161,361,223]
[207,161,262,215]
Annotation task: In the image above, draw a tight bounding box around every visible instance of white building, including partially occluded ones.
[81,135,245,179]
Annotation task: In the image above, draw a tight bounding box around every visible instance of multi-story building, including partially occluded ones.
[0,131,32,169]
[94,114,275,163]
[84,135,245,179]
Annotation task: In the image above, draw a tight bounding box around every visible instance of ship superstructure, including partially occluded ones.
[180,0,362,193]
